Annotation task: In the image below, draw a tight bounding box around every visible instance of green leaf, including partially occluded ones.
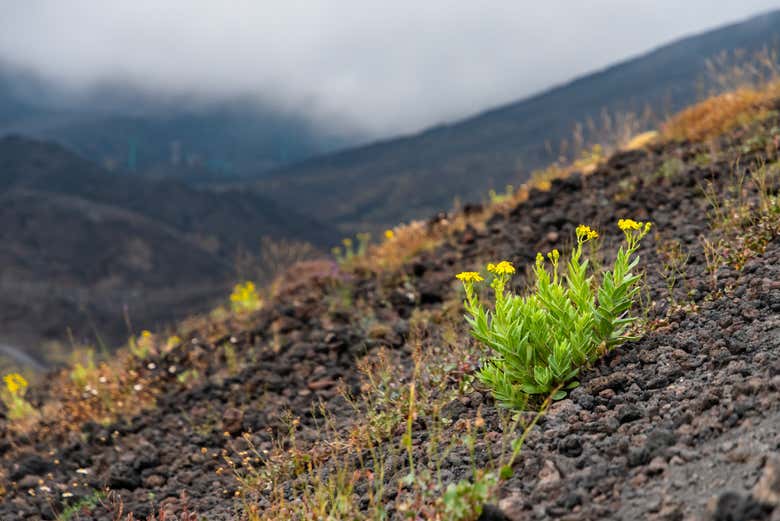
[499,465,513,480]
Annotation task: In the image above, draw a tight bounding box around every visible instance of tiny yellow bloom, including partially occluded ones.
[487,260,516,276]
[384,229,395,240]
[618,219,642,232]
[576,224,599,241]
[165,335,181,349]
[548,249,560,263]
[3,373,28,395]
[456,271,484,283]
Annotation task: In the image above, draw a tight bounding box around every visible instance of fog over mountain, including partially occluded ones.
[2,1,780,138]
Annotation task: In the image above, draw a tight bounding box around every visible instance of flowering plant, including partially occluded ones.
[230,281,262,314]
[457,220,651,408]
[2,372,36,420]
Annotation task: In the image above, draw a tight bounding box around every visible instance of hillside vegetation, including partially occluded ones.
[1,69,779,520]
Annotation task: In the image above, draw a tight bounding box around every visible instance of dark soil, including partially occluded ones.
[1,121,779,520]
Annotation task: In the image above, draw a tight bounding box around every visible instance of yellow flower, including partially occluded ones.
[618,219,642,231]
[548,249,560,263]
[576,224,599,241]
[165,335,181,349]
[456,271,484,283]
[487,260,516,276]
[3,373,28,395]
[384,229,395,240]
[230,282,261,312]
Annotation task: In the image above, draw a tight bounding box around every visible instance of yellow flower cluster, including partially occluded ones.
[456,271,484,283]
[231,281,257,302]
[618,218,652,234]
[3,373,27,396]
[618,219,641,231]
[230,281,261,313]
[384,229,395,240]
[576,224,599,241]
[487,261,516,276]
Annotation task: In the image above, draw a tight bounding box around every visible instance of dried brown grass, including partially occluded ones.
[662,86,778,142]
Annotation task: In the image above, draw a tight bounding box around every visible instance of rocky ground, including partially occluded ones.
[1,116,779,520]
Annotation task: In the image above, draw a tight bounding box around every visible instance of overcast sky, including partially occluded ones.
[1,1,779,137]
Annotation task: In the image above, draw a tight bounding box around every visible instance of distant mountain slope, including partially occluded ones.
[251,9,780,234]
[0,135,338,250]
[0,135,338,357]
[0,67,353,179]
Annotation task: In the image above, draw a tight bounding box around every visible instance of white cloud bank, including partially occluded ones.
[1,1,779,136]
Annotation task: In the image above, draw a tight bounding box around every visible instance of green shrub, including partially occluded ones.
[457,220,651,409]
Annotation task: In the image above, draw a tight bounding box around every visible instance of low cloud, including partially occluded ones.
[1,1,779,137]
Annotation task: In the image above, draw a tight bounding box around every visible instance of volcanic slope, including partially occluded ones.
[1,100,779,520]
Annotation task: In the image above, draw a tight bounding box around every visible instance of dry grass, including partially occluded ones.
[700,158,780,277]
[104,490,200,521]
[623,131,659,151]
[663,47,780,142]
[0,349,157,438]
[228,306,552,520]
[662,86,778,142]
[355,221,440,272]
[270,259,345,297]
[235,236,321,288]
[44,350,157,433]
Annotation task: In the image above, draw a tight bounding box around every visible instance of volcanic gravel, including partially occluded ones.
[1,125,779,520]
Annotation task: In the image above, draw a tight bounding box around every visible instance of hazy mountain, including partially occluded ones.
[250,9,780,235]
[0,135,338,358]
[0,65,354,180]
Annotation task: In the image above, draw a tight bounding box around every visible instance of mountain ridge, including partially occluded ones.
[249,9,780,234]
